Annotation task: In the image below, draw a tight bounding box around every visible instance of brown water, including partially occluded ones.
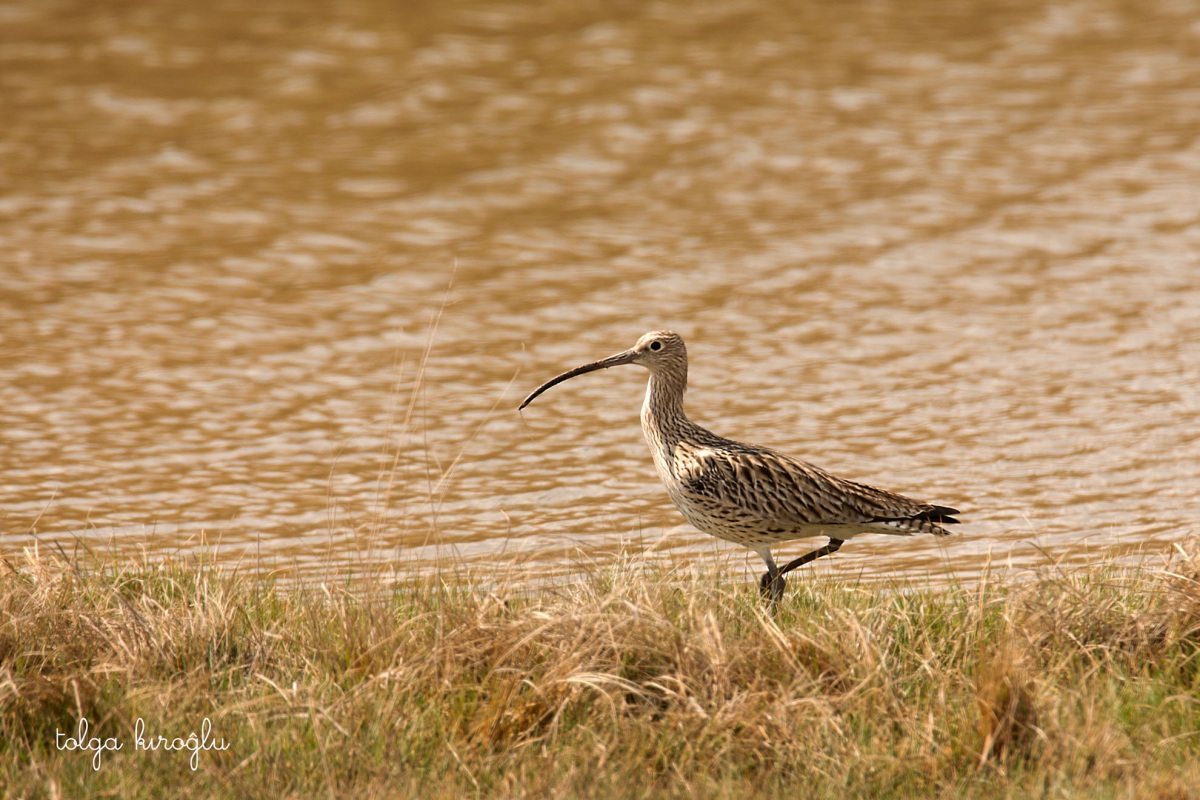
[3,0,1198,584]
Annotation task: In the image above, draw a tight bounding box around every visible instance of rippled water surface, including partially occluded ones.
[3,0,1199,583]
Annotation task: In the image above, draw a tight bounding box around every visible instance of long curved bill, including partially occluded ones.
[519,349,638,410]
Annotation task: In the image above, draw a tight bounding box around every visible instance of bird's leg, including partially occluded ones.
[777,538,844,578]
[754,546,786,606]
[759,569,786,605]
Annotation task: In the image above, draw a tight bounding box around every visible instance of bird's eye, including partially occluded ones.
[649,340,662,351]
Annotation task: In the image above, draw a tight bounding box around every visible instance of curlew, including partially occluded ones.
[519,330,960,604]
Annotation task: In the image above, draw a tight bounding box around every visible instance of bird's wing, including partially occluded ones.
[674,441,956,535]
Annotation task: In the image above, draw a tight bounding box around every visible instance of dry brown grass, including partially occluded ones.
[2,542,1199,798]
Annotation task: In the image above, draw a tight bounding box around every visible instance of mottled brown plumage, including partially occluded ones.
[520,330,960,604]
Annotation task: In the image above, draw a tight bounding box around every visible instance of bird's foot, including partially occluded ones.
[759,571,786,608]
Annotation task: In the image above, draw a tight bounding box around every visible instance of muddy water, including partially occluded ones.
[2,0,1198,583]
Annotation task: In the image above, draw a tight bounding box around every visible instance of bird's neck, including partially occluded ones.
[640,369,689,466]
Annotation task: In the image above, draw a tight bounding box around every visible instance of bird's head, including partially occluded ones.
[519,330,687,410]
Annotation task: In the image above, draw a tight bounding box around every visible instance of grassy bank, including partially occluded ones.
[2,545,1199,799]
